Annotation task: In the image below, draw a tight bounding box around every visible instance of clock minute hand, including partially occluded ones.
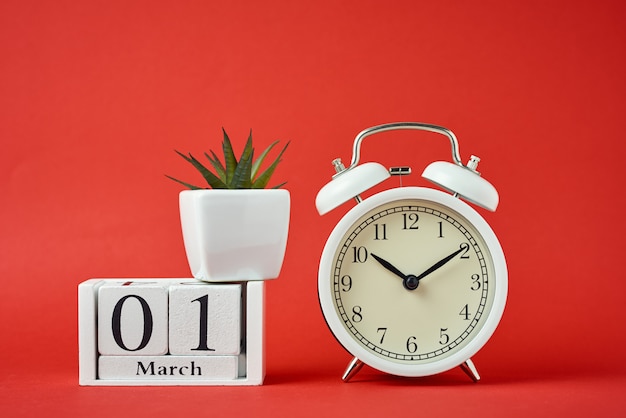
[371,253,408,280]
[415,246,466,281]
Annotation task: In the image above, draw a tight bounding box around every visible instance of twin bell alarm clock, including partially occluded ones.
[315,122,507,382]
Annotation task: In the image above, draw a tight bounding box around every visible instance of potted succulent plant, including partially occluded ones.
[167,128,290,282]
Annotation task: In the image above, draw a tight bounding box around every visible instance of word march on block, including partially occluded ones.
[78,278,265,386]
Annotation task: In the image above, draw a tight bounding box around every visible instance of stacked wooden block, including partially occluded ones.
[78,279,265,386]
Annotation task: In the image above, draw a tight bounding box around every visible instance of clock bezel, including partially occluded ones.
[318,187,508,377]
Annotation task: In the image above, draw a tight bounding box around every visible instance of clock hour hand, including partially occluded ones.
[414,246,466,282]
[370,253,408,280]
[371,253,422,291]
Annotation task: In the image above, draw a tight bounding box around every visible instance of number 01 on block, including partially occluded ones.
[78,278,265,386]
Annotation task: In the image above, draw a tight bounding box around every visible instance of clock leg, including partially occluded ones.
[341,357,364,382]
[460,358,480,382]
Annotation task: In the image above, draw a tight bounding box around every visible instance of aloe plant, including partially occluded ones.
[167,128,289,190]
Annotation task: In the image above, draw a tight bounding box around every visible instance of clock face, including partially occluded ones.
[318,187,507,377]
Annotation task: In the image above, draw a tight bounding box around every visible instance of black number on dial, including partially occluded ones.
[459,304,470,320]
[460,242,470,259]
[402,213,419,230]
[352,246,368,263]
[352,306,363,322]
[470,274,481,291]
[374,223,387,240]
[439,328,449,345]
[341,275,352,292]
[377,327,387,344]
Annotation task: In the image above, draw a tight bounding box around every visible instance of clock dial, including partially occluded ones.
[328,198,496,365]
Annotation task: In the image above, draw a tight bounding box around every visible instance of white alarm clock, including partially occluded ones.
[315,122,507,382]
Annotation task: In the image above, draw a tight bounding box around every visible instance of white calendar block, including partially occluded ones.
[98,355,238,380]
[98,281,169,356]
[78,279,266,386]
[168,283,241,355]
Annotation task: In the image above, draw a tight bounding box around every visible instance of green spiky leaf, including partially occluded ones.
[222,128,237,184]
[252,141,289,189]
[230,131,254,188]
[164,175,204,190]
[204,151,226,181]
[167,128,288,190]
[174,150,228,189]
[251,140,279,180]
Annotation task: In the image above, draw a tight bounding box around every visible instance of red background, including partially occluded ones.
[1,0,625,416]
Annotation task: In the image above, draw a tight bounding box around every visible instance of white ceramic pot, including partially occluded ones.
[179,189,290,282]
